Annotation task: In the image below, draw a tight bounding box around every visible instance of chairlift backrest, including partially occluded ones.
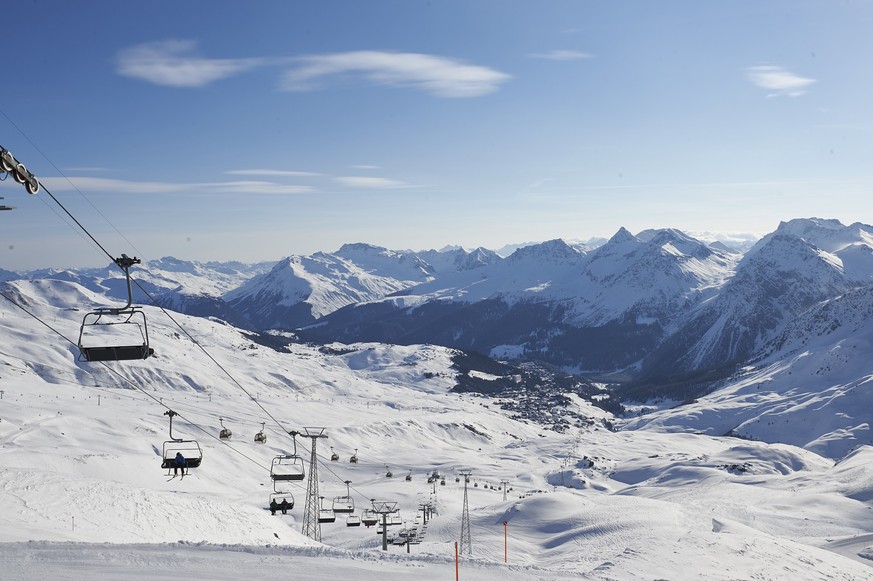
[269,492,295,509]
[161,440,203,469]
[78,309,153,362]
[271,455,305,481]
[332,495,355,514]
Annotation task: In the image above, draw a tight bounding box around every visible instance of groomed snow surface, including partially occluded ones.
[2,291,873,579]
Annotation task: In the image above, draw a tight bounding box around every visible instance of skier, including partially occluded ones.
[279,499,289,514]
[173,452,187,476]
[270,499,278,515]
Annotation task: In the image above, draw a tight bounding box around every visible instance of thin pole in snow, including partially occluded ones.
[455,541,459,581]
[503,520,508,563]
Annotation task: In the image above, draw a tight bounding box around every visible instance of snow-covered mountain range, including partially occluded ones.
[4,218,871,397]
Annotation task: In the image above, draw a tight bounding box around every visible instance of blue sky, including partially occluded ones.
[2,0,872,269]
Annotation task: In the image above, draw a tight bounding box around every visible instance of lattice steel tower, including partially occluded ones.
[459,469,473,556]
[301,428,327,541]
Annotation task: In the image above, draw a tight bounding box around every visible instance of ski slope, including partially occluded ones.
[2,279,873,579]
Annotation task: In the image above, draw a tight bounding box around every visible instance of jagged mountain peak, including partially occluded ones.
[608,226,638,245]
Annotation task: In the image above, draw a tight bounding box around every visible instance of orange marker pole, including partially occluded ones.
[455,541,459,581]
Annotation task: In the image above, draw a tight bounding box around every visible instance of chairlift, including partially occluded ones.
[78,255,154,362]
[318,496,336,523]
[268,492,294,512]
[349,448,358,464]
[361,509,379,527]
[332,480,355,514]
[160,410,202,472]
[346,515,361,527]
[219,417,232,440]
[271,431,305,481]
[271,455,305,481]
[440,478,446,486]
[385,465,393,478]
[254,422,267,444]
[330,446,339,461]
[405,470,412,482]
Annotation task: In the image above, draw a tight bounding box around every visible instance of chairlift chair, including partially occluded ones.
[254,422,267,444]
[349,448,358,464]
[361,509,379,527]
[271,431,305,481]
[160,410,203,472]
[78,255,154,362]
[330,446,340,461]
[271,455,305,481]
[268,492,295,511]
[318,497,336,523]
[346,515,361,527]
[332,480,355,514]
[405,470,412,482]
[385,466,393,478]
[219,417,232,440]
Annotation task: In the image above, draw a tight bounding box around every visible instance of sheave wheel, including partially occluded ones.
[14,163,27,184]
[26,178,40,195]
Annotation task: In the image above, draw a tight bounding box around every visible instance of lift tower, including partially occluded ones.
[301,428,328,541]
[459,469,473,556]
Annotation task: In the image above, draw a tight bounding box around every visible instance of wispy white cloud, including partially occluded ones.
[281,51,510,98]
[40,176,312,195]
[225,169,322,177]
[335,176,408,189]
[116,42,509,98]
[528,50,593,61]
[352,165,380,170]
[745,65,816,97]
[116,40,266,87]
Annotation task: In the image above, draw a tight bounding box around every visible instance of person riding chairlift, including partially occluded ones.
[173,452,187,476]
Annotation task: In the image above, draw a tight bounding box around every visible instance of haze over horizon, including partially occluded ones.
[2,1,871,270]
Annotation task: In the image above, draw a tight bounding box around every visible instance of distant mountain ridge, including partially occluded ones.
[6,218,872,395]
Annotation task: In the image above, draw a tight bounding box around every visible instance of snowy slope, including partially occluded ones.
[624,284,873,460]
[2,278,873,579]
[639,219,873,383]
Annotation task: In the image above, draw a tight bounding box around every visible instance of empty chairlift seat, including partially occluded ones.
[271,455,305,481]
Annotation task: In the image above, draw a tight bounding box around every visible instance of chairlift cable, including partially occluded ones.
[0,132,293,440]
[0,288,269,472]
[2,121,371,490]
[0,108,145,259]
